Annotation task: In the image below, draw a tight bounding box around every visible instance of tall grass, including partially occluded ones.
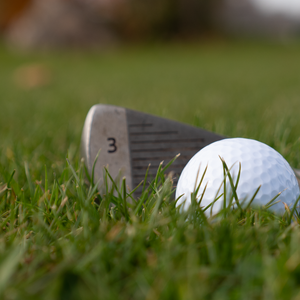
[0,156,300,299]
[1,41,300,299]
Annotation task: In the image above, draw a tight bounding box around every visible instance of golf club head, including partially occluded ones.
[81,104,224,194]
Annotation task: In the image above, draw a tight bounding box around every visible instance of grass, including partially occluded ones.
[1,40,300,299]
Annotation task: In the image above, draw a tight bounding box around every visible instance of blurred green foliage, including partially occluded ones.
[115,0,223,39]
[0,0,223,42]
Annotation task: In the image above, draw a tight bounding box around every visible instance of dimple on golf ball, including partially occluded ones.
[176,138,300,214]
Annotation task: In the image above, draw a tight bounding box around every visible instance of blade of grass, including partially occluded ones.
[24,162,34,197]
[91,149,101,187]
[220,157,242,212]
[287,195,300,224]
[245,185,261,210]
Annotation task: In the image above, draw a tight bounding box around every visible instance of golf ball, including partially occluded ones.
[176,138,300,214]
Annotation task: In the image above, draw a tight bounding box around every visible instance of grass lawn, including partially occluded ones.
[1,41,300,299]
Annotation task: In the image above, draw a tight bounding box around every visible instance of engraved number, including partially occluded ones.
[107,138,117,153]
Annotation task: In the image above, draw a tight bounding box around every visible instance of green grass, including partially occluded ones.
[1,41,300,299]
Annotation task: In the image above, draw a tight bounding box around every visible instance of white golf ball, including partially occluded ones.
[176,138,300,214]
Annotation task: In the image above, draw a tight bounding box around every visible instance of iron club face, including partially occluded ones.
[81,104,224,193]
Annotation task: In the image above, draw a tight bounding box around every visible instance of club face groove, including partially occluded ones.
[81,104,225,194]
[125,108,225,193]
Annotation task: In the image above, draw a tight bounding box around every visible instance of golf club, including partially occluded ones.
[81,104,224,193]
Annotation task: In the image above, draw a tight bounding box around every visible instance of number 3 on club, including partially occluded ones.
[107,138,117,153]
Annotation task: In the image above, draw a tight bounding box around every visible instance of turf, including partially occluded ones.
[1,41,300,299]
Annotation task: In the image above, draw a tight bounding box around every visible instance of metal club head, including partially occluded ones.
[81,104,224,193]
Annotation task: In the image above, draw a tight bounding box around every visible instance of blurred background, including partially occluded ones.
[2,0,300,48]
[1,0,300,180]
